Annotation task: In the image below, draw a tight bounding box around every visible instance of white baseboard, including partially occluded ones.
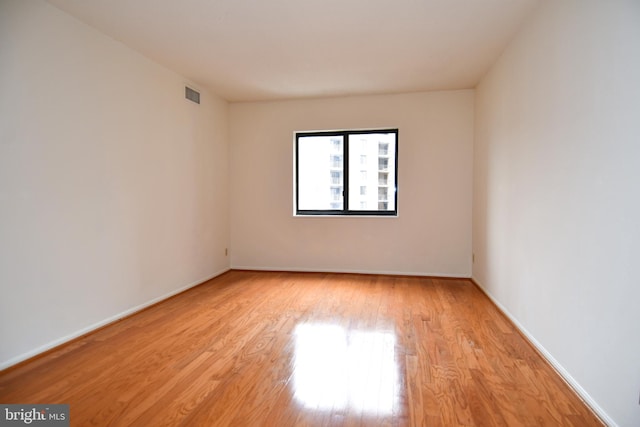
[0,268,230,371]
[231,265,470,279]
[470,276,615,427]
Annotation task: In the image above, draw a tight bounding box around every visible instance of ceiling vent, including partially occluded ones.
[185,86,200,104]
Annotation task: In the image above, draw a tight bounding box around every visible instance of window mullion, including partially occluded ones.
[343,132,349,213]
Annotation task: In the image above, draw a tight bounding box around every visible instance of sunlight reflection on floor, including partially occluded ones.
[292,323,399,414]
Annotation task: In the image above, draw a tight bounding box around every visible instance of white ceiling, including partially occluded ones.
[47,0,540,102]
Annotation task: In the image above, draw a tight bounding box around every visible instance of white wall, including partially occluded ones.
[473,1,640,425]
[229,91,473,276]
[0,0,229,368]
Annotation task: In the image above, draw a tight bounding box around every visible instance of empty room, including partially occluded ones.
[0,0,638,426]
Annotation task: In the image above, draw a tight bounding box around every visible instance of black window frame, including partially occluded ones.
[295,128,398,216]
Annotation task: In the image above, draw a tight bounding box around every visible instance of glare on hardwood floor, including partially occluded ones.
[292,323,399,415]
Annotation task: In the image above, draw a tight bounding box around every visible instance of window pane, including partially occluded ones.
[298,135,344,210]
[348,132,396,212]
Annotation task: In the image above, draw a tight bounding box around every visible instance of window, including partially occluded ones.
[295,129,398,216]
[378,187,388,200]
[378,172,388,185]
[331,187,342,201]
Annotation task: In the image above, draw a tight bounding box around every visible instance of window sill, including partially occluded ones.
[293,214,399,218]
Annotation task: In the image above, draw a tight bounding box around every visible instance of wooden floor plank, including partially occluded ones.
[0,270,603,426]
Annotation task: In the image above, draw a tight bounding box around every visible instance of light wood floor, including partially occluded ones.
[0,271,602,426]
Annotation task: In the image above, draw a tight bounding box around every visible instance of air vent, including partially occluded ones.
[185,86,200,104]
